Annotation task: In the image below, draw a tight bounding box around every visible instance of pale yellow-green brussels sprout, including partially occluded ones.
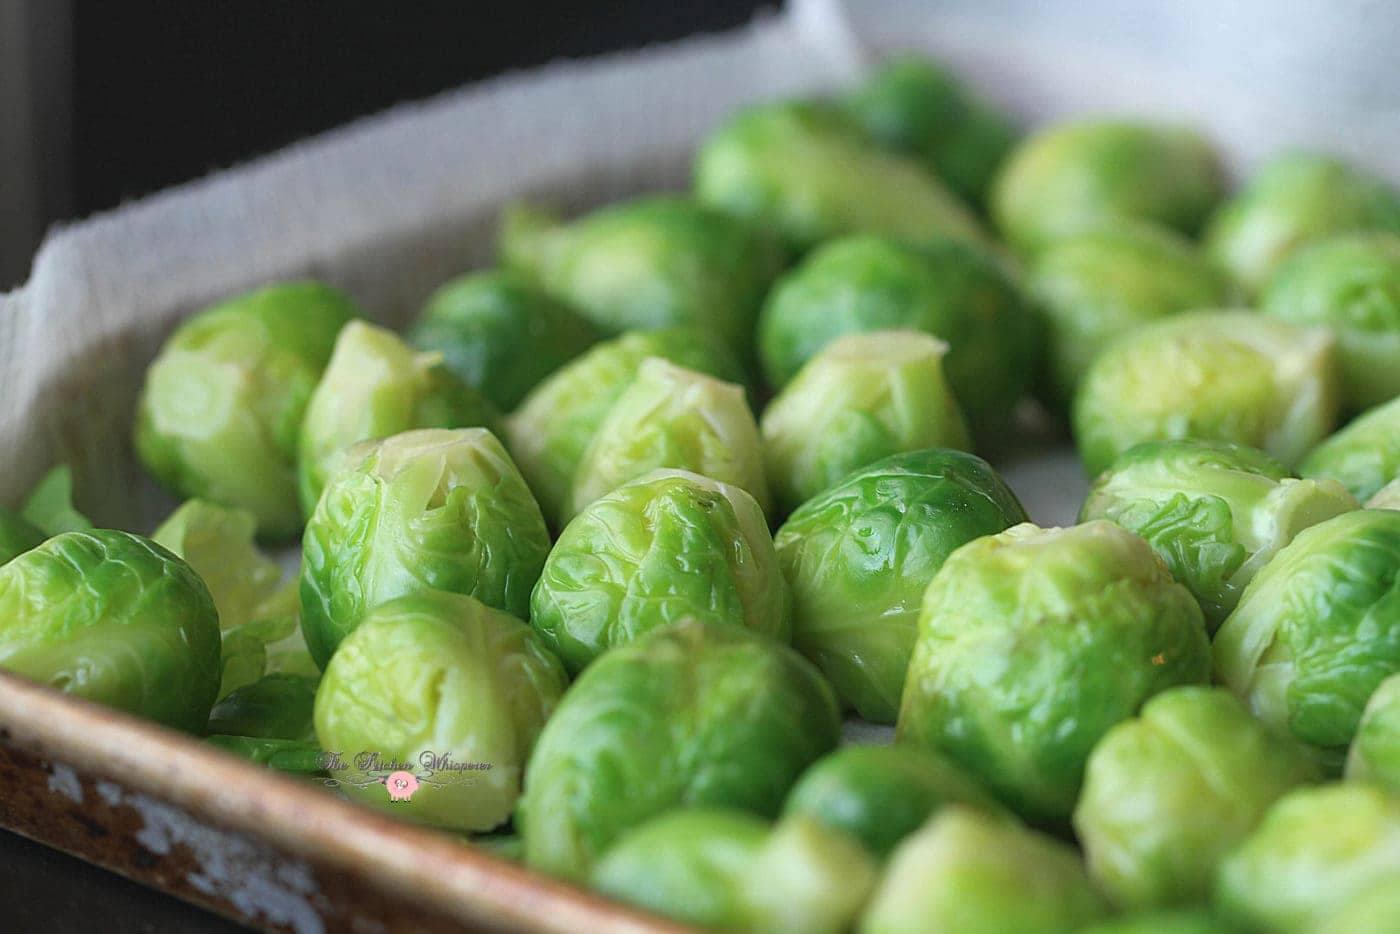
[1073,686,1319,910]
[1081,440,1357,629]
[498,196,781,361]
[1213,509,1400,769]
[314,590,566,832]
[1370,479,1400,510]
[591,809,876,934]
[296,320,499,516]
[1027,222,1233,403]
[135,281,359,539]
[898,521,1210,824]
[300,428,550,669]
[1214,782,1400,934]
[1299,393,1400,502]
[859,805,1108,934]
[530,470,788,675]
[693,100,988,254]
[1346,672,1400,792]
[506,327,747,530]
[569,357,768,520]
[990,120,1222,253]
[1261,232,1400,412]
[761,331,970,516]
[1072,311,1340,477]
[1203,152,1400,294]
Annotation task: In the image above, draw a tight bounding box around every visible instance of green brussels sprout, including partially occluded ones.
[1261,232,1400,411]
[1315,884,1400,934]
[135,281,359,539]
[1214,782,1400,933]
[530,470,787,675]
[591,809,876,934]
[1203,152,1400,294]
[1072,311,1340,477]
[1078,910,1241,934]
[1299,393,1400,502]
[1370,479,1400,510]
[406,269,599,411]
[898,521,1210,824]
[841,54,1017,207]
[506,327,747,529]
[1073,686,1319,910]
[0,511,44,566]
[1027,222,1233,403]
[860,805,1108,934]
[296,320,499,516]
[761,331,971,515]
[499,196,780,360]
[1213,509,1400,768]
[518,619,840,881]
[782,744,1004,858]
[314,590,566,832]
[774,448,1027,722]
[756,235,1037,433]
[300,428,549,669]
[207,673,318,742]
[569,357,768,519]
[1081,440,1357,629]
[693,101,988,254]
[990,120,1222,253]
[1346,672,1400,792]
[0,529,220,732]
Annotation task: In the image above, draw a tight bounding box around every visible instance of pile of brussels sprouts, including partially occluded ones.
[4,53,1400,933]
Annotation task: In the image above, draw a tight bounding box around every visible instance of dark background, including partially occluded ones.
[0,2,764,930]
[3,0,769,287]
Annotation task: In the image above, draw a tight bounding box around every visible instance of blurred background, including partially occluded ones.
[0,0,768,289]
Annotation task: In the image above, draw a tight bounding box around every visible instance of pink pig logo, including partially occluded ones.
[385,770,420,802]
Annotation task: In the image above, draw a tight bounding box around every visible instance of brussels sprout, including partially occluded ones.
[591,809,876,934]
[990,120,1222,253]
[1073,686,1319,910]
[841,54,1016,207]
[1072,311,1340,477]
[898,521,1210,824]
[1299,393,1400,502]
[531,470,786,674]
[782,744,1004,858]
[860,805,1108,934]
[19,465,93,537]
[406,269,598,411]
[1261,232,1400,411]
[300,428,549,669]
[761,331,971,515]
[296,320,499,516]
[506,327,747,529]
[1078,910,1241,934]
[0,530,220,732]
[1371,479,1400,510]
[136,281,359,539]
[1213,509,1400,768]
[1346,672,1400,792]
[518,619,840,881]
[756,235,1037,433]
[693,101,988,254]
[499,196,779,360]
[207,673,318,742]
[774,448,1027,722]
[1315,884,1400,934]
[1081,440,1357,629]
[1203,152,1400,294]
[315,590,566,832]
[1027,222,1233,403]
[0,511,44,566]
[569,357,768,519]
[1214,782,1400,933]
